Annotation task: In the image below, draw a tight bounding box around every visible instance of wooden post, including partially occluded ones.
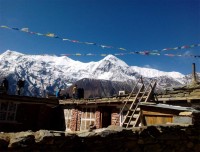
[192,63,197,85]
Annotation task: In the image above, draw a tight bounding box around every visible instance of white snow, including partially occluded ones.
[131,66,184,79]
[0,50,186,89]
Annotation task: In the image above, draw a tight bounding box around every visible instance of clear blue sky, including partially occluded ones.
[0,0,200,75]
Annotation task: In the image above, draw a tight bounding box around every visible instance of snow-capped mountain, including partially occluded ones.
[0,50,189,97]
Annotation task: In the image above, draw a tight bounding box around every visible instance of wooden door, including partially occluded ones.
[101,107,112,128]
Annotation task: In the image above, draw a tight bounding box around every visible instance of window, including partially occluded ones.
[64,109,72,131]
[0,102,17,122]
[80,108,96,131]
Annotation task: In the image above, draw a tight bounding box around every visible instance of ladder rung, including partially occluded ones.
[133,114,139,118]
[137,96,147,99]
[133,112,139,115]
[134,112,140,115]
[126,115,139,119]
[129,121,135,125]
[119,79,156,128]
[139,91,149,94]
[141,96,147,98]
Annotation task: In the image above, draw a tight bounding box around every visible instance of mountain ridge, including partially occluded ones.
[0,50,192,97]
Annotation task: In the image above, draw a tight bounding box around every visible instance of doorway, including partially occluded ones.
[101,107,112,128]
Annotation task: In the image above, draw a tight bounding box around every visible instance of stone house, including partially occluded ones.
[0,95,65,132]
[61,101,124,131]
[60,99,199,132]
[1,79,200,132]
[60,79,200,131]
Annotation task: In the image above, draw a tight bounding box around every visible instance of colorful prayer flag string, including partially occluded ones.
[60,51,200,58]
[1,25,200,53]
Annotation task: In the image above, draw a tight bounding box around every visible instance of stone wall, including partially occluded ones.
[67,108,102,131]
[69,109,78,131]
[1,111,199,152]
[76,110,82,131]
[95,109,101,129]
[0,124,199,152]
[157,86,200,99]
[111,109,120,126]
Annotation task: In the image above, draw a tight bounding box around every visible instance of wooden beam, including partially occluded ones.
[142,110,174,116]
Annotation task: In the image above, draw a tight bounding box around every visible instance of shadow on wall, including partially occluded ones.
[0,102,66,132]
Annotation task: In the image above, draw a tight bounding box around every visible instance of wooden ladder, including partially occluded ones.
[121,79,157,128]
[113,77,142,126]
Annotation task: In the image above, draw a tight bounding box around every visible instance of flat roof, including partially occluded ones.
[139,103,199,112]
[0,95,59,105]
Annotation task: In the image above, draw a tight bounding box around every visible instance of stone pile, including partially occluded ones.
[157,85,200,98]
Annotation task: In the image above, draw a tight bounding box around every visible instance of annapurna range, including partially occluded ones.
[0,50,195,98]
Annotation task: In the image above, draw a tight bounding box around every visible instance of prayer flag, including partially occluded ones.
[46,33,55,37]
[21,28,29,32]
[1,25,10,28]
[12,27,19,30]
[118,48,126,51]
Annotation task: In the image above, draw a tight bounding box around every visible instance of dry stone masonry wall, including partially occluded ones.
[0,112,199,152]
[157,86,200,99]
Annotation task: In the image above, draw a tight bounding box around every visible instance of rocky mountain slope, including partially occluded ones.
[0,50,194,97]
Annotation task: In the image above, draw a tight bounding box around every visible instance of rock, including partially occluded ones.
[161,95,171,98]
[34,130,54,144]
[194,143,200,152]
[175,93,185,97]
[0,124,199,151]
[139,126,160,138]
[190,91,200,96]
[98,129,118,137]
[77,131,96,137]
[187,142,194,148]
[8,131,35,148]
[107,125,123,132]
[0,135,9,150]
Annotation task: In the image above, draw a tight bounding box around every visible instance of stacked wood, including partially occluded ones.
[70,109,78,131]
[111,111,120,126]
[95,110,101,129]
[157,86,200,99]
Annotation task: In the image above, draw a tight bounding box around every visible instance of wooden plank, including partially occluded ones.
[145,115,173,125]
[142,110,173,116]
[157,96,200,101]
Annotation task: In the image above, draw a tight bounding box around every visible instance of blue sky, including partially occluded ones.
[0,0,200,75]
